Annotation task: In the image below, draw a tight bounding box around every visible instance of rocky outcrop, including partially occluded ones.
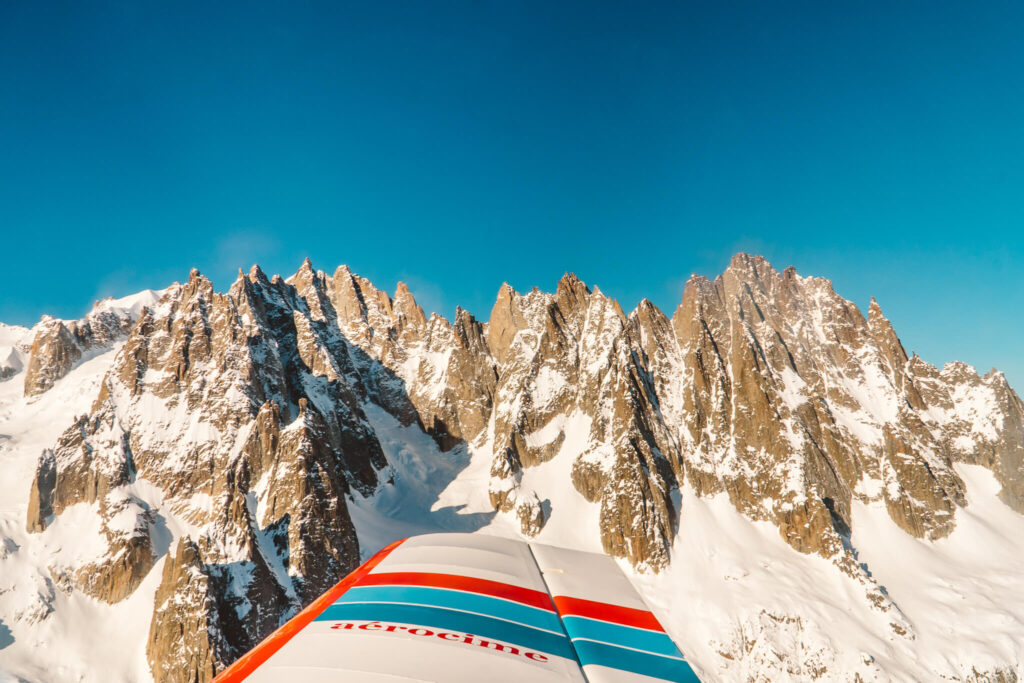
[147,538,226,683]
[22,294,158,396]
[25,450,55,533]
[25,409,136,540]
[23,255,1024,681]
[908,358,1024,514]
[23,318,82,397]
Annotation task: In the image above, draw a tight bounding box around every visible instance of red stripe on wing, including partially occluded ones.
[553,595,665,633]
[356,571,556,612]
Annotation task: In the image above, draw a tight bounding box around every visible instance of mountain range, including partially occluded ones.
[0,253,1021,682]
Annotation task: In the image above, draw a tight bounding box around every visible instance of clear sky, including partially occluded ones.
[1,1,1022,388]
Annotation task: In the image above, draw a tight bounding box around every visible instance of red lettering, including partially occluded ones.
[329,622,551,665]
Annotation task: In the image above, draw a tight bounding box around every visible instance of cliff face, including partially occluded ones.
[22,292,161,397]
[10,254,1024,681]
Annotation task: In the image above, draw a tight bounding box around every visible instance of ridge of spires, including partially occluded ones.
[163,254,911,345]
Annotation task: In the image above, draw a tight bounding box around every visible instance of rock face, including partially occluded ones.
[668,257,971,555]
[20,255,1024,681]
[23,318,83,396]
[147,538,226,683]
[22,293,160,396]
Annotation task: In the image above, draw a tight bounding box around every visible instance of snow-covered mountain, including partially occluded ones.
[1,254,1022,682]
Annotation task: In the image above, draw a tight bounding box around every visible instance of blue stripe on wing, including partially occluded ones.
[561,614,683,658]
[573,638,701,682]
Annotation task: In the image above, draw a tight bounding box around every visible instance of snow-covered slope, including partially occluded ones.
[0,324,31,382]
[0,346,158,682]
[633,464,1024,682]
[1,257,1022,682]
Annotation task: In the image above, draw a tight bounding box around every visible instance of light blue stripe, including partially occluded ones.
[574,639,701,682]
[315,602,575,660]
[337,585,563,633]
[562,615,683,658]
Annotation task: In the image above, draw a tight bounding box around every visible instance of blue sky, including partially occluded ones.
[1,1,1022,387]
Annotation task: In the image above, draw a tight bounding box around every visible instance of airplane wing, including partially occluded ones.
[212,533,700,682]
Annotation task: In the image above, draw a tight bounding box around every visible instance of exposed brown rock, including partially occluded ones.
[26,449,56,533]
[23,298,150,397]
[23,318,81,396]
[73,496,157,603]
[147,538,225,683]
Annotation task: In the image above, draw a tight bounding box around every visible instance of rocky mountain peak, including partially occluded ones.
[485,283,528,366]
[726,251,775,279]
[555,271,590,307]
[182,269,213,299]
[392,281,426,331]
[867,297,911,376]
[247,263,269,284]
